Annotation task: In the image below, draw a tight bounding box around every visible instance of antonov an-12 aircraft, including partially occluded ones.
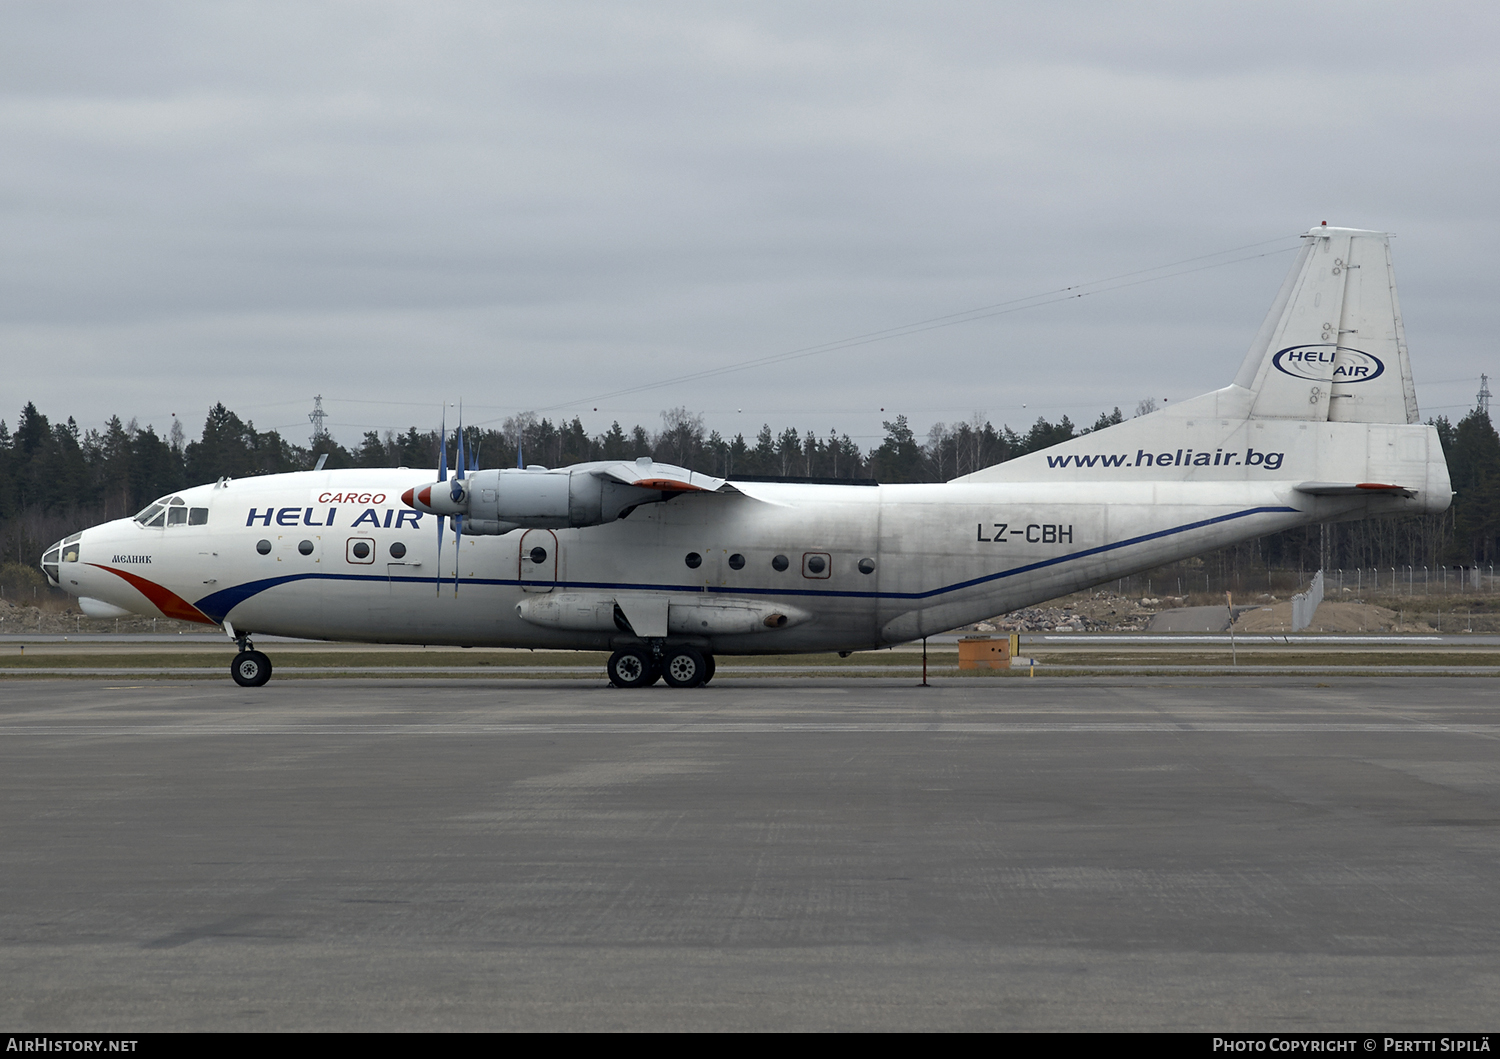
[43,225,1451,687]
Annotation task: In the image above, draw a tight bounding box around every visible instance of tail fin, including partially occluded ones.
[1236,225,1418,424]
[955,222,1448,510]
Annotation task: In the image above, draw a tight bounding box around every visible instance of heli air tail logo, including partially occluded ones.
[1272,345,1385,384]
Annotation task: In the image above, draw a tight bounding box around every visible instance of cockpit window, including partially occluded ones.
[62,543,80,563]
[134,495,207,527]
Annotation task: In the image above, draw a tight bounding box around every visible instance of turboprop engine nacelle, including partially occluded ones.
[400,459,731,534]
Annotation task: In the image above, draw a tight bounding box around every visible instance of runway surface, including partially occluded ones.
[2,677,1498,1031]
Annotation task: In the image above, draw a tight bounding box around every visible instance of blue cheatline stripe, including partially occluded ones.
[192,504,1300,621]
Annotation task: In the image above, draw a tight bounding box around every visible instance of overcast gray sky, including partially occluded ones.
[3,1,1497,450]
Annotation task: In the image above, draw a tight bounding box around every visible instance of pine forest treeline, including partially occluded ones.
[3,400,1498,590]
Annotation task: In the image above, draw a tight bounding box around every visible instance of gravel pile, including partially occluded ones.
[970,592,1169,633]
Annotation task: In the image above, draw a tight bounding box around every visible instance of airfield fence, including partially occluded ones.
[1112,564,1498,601]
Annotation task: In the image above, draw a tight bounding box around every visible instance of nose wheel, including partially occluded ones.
[231,650,272,687]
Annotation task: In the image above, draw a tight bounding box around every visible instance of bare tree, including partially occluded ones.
[658,407,705,465]
[503,412,538,464]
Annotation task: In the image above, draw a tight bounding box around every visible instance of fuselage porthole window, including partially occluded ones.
[256,540,272,555]
[728,553,746,570]
[684,552,702,569]
[857,557,876,574]
[529,546,548,565]
[390,541,407,559]
[771,554,790,572]
[352,541,371,559]
[298,540,314,556]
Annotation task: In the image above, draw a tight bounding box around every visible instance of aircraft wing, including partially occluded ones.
[588,459,738,494]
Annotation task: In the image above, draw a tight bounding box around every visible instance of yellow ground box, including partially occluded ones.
[958,635,1014,670]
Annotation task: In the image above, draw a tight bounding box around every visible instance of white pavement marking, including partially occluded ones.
[3,722,1499,735]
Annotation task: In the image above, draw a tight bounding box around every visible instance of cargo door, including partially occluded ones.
[519,529,559,593]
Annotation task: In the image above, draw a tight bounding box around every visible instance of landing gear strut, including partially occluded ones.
[229,630,272,688]
[607,645,716,689]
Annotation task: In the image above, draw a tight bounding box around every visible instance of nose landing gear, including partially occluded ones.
[227,626,273,687]
[231,649,273,687]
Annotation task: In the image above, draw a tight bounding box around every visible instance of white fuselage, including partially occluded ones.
[53,419,1447,653]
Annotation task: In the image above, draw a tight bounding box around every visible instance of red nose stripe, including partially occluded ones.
[87,564,215,625]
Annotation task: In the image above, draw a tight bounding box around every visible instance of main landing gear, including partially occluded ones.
[607,644,716,689]
[229,631,272,688]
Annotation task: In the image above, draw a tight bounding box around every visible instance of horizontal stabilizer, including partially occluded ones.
[1295,481,1415,498]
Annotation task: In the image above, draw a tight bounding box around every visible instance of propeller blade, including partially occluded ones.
[453,513,463,596]
[436,407,448,596]
[455,404,465,481]
[453,402,464,597]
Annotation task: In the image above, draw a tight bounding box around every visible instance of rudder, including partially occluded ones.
[1237,225,1419,425]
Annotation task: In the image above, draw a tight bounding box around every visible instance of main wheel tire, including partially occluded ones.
[607,648,656,688]
[701,653,716,685]
[662,645,707,688]
[231,650,272,687]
